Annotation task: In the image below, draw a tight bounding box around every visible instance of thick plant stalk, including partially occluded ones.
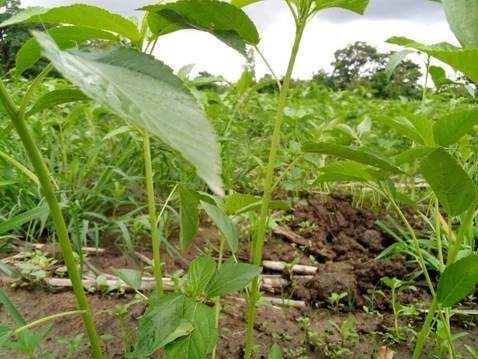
[244,19,307,359]
[0,79,103,359]
[142,133,163,295]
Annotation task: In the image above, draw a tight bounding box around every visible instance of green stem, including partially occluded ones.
[392,289,399,339]
[434,198,444,270]
[0,79,103,359]
[13,310,86,335]
[212,237,225,359]
[448,206,475,264]
[143,132,163,295]
[244,18,307,359]
[413,298,437,359]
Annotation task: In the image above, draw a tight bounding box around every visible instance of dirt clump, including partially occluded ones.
[277,194,410,306]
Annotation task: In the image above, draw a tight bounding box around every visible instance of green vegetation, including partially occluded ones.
[0,0,477,358]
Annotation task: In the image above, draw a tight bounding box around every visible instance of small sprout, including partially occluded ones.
[328,291,348,312]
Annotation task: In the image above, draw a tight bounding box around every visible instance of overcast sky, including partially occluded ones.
[21,0,458,80]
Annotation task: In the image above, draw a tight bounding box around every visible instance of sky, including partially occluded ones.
[21,0,458,80]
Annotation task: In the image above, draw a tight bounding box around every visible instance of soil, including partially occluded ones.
[1,193,477,358]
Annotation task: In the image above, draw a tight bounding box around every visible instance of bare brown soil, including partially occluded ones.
[1,194,477,358]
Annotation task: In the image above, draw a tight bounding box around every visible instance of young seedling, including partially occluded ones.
[327,291,348,312]
[381,277,417,342]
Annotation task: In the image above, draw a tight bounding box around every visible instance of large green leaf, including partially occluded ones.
[387,37,478,83]
[316,0,370,14]
[0,4,141,43]
[34,32,224,196]
[303,142,403,173]
[316,160,383,183]
[144,0,259,56]
[165,298,217,359]
[201,201,239,252]
[442,0,478,48]
[205,261,261,297]
[420,148,477,216]
[433,108,478,146]
[376,115,427,144]
[16,26,118,75]
[437,254,478,307]
[186,255,216,298]
[393,147,435,166]
[27,89,89,117]
[134,293,188,356]
[179,186,199,249]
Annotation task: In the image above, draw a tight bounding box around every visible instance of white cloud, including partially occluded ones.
[21,0,458,81]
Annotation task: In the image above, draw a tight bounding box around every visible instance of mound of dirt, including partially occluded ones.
[278,193,411,306]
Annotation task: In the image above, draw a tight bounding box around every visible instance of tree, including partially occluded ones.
[0,0,43,76]
[371,55,422,99]
[314,42,422,99]
[331,41,385,90]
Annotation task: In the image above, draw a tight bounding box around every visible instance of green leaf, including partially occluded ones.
[205,261,261,297]
[393,147,435,166]
[179,186,199,249]
[433,108,478,146]
[437,254,478,307]
[231,0,263,7]
[384,50,413,80]
[387,37,478,83]
[165,298,217,359]
[201,201,239,253]
[186,255,216,298]
[316,160,383,183]
[429,65,455,88]
[0,150,39,184]
[303,142,403,173]
[114,268,142,291]
[0,205,49,235]
[420,148,477,216]
[376,114,429,145]
[442,0,478,48]
[316,0,370,14]
[27,89,89,117]
[268,343,283,359]
[144,0,259,56]
[224,193,260,215]
[34,32,224,196]
[134,293,187,356]
[0,288,26,326]
[0,5,141,43]
[223,193,290,215]
[16,26,118,75]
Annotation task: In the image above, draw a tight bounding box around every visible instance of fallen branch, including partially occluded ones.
[229,295,306,309]
[262,260,317,275]
[134,251,153,266]
[45,276,175,292]
[33,243,106,255]
[273,225,310,247]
